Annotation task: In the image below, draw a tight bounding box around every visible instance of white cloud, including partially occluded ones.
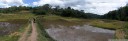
[0,3,10,8]
[84,0,128,15]
[33,0,64,7]
[33,0,128,15]
[0,0,28,8]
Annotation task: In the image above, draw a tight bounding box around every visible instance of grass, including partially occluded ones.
[38,15,127,40]
[0,22,29,41]
[43,15,81,21]
[41,15,126,30]
[0,14,126,41]
[36,17,55,41]
[0,13,34,41]
[0,14,35,21]
[89,19,125,30]
[123,22,128,39]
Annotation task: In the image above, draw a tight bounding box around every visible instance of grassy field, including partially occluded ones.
[0,14,126,41]
[0,14,35,41]
[36,18,55,41]
[40,15,126,30]
[37,15,127,39]
[0,19,29,41]
[0,14,34,21]
[123,23,128,39]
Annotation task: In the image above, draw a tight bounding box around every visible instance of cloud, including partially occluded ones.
[33,0,64,7]
[0,0,28,8]
[0,0,127,15]
[33,0,128,15]
[0,3,10,8]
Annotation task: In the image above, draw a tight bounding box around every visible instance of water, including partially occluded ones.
[0,22,21,35]
[45,25,115,41]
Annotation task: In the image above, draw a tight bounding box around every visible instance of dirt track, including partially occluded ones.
[18,24,31,41]
[18,20,38,41]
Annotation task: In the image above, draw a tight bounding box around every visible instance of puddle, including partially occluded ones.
[45,25,115,41]
[0,22,22,35]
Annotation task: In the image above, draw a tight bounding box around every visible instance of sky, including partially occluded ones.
[0,0,128,15]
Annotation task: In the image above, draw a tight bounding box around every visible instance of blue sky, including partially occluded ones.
[23,0,38,6]
[0,0,128,15]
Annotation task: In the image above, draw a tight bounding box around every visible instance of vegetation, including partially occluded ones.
[0,13,34,41]
[36,17,55,41]
[0,14,34,21]
[102,6,128,39]
[123,23,128,39]
[39,15,125,30]
[0,4,100,19]
[0,19,29,41]
[103,6,128,21]
[0,3,128,40]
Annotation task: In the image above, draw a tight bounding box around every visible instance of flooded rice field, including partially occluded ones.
[45,25,115,41]
[40,19,115,41]
[0,19,28,35]
[0,22,22,35]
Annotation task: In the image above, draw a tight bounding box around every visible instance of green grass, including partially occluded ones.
[35,15,128,40]
[41,15,126,30]
[0,14,35,21]
[0,22,29,41]
[89,19,125,30]
[36,18,55,41]
[0,13,34,41]
[123,22,128,39]
[0,14,125,41]
[43,15,81,21]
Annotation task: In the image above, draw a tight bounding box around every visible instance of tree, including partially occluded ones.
[103,6,128,21]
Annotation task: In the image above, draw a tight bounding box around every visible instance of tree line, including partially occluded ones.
[0,4,100,19]
[0,4,128,21]
[103,6,128,21]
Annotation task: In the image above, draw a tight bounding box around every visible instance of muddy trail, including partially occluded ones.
[18,20,38,41]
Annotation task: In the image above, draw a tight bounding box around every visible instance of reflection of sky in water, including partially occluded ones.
[46,25,115,41]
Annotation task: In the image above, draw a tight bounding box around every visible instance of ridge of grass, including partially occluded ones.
[39,15,127,39]
[36,18,55,41]
[42,15,125,30]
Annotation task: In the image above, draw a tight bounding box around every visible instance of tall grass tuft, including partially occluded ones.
[123,23,128,39]
[36,17,55,41]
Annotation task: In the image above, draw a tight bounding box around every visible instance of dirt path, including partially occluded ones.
[18,24,31,41]
[18,20,38,41]
[27,20,38,41]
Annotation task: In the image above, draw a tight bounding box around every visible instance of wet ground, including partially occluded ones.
[45,25,115,41]
[0,19,28,35]
[39,18,115,41]
[0,22,21,35]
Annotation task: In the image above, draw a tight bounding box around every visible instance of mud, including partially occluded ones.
[45,25,115,41]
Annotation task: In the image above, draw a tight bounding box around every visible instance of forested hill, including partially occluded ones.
[0,4,128,21]
[103,6,128,21]
[0,4,100,19]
